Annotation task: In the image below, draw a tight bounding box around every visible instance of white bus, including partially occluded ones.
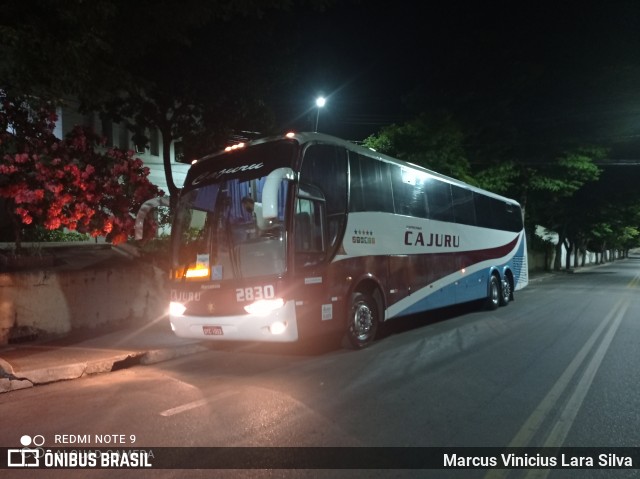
[168,132,528,348]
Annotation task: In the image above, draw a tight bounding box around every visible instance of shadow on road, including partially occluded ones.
[198,300,487,360]
[377,301,483,340]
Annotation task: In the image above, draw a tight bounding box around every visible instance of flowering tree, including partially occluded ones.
[0,93,163,250]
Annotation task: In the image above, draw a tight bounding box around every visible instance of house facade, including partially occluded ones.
[54,99,190,197]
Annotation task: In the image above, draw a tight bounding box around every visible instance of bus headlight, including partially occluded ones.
[169,301,187,316]
[244,298,284,316]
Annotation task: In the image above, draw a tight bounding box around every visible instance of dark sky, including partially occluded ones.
[271,1,640,147]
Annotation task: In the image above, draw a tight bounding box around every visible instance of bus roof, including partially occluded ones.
[196,131,521,208]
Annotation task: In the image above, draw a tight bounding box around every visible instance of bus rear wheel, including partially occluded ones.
[486,275,501,310]
[500,277,512,306]
[346,291,379,349]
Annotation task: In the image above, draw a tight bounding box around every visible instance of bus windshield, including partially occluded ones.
[172,159,294,281]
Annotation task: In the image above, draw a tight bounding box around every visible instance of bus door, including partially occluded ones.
[292,186,336,337]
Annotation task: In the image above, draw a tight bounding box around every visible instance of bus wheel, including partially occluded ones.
[346,291,379,349]
[486,275,500,310]
[500,277,511,306]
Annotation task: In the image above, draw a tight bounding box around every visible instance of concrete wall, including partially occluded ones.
[528,248,602,272]
[530,226,614,271]
[0,246,168,345]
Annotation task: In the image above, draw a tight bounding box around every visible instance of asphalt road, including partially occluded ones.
[2,256,640,479]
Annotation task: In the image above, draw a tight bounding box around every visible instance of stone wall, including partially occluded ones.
[0,245,168,345]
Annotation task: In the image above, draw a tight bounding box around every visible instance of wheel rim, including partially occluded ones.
[490,279,500,305]
[502,279,511,301]
[352,302,373,341]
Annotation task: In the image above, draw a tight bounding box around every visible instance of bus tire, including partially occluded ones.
[346,291,379,349]
[486,275,500,310]
[500,276,511,306]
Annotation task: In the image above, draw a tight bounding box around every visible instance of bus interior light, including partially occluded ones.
[244,298,285,316]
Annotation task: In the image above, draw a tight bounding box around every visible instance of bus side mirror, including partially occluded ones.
[262,167,294,219]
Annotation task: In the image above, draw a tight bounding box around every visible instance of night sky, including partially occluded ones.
[272,1,640,150]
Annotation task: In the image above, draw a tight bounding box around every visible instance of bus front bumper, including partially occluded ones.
[169,300,299,342]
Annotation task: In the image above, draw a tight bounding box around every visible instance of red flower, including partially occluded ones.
[1,92,163,247]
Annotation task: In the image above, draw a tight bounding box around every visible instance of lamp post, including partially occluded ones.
[314,96,326,132]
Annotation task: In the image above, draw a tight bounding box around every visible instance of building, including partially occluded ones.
[54,99,190,197]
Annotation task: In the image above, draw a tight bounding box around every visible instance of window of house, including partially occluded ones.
[101,119,113,147]
[174,141,185,163]
[149,129,160,156]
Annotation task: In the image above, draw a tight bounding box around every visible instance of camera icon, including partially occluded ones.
[7,435,45,467]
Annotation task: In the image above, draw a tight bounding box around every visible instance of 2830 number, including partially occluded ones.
[235,285,275,302]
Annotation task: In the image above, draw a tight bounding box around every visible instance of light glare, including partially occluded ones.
[244,298,285,316]
[185,265,210,279]
[169,302,187,316]
[269,321,287,335]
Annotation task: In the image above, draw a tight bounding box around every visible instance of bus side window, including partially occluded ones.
[426,180,453,222]
[391,166,428,218]
[295,211,312,251]
[300,145,348,249]
[349,153,393,213]
[294,197,325,267]
[451,185,477,226]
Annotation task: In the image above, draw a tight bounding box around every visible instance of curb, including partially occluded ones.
[0,343,209,394]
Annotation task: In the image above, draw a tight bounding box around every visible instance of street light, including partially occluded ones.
[314,96,326,132]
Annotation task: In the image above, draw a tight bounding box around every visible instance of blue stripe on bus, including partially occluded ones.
[392,238,527,318]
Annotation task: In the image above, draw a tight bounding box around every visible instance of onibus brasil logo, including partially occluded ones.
[7,435,45,467]
[7,435,153,468]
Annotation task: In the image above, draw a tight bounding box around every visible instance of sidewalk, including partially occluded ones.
[0,317,208,394]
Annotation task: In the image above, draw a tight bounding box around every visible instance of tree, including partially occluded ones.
[362,114,475,183]
[0,93,162,250]
[91,13,282,197]
[525,147,604,270]
[1,0,334,199]
[578,166,640,263]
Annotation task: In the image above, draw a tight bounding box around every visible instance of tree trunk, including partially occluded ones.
[554,227,566,271]
[160,125,179,200]
[564,237,573,271]
[7,203,23,252]
[544,244,551,271]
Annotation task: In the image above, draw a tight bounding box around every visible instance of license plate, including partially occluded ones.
[203,325,223,336]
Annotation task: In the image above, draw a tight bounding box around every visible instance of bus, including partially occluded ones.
[168,132,528,348]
